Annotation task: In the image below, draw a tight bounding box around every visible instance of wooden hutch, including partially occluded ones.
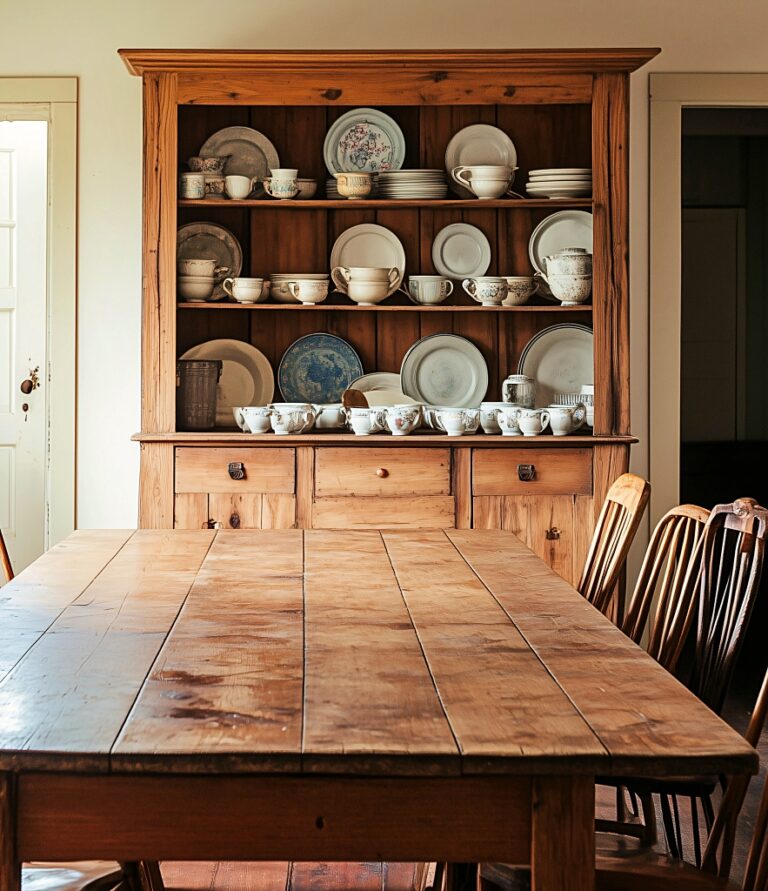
[120,48,658,586]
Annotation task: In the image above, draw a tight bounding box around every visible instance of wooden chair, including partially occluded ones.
[1,527,13,583]
[607,497,768,863]
[578,473,650,618]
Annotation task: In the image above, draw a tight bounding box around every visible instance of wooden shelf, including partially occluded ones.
[134,432,637,446]
[177,302,592,312]
[178,198,594,210]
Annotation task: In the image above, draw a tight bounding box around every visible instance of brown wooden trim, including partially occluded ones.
[592,72,630,435]
[0,774,20,891]
[531,776,594,891]
[17,774,531,863]
[141,72,177,433]
[453,447,472,529]
[138,442,174,528]
[133,433,639,446]
[119,48,660,76]
[295,447,314,529]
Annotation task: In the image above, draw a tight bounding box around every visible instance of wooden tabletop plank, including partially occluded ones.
[0,530,134,681]
[381,530,608,773]
[0,530,214,771]
[301,530,459,774]
[447,529,759,777]
[113,530,305,772]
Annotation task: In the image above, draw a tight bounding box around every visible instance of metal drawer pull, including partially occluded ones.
[229,512,241,529]
[376,467,389,478]
[546,527,561,540]
[518,464,536,482]
[228,462,246,480]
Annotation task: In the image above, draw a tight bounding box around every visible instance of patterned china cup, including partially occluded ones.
[383,405,422,436]
[548,403,586,436]
[263,168,299,200]
[178,258,228,277]
[334,172,374,200]
[544,247,593,277]
[544,273,592,306]
[436,408,480,436]
[344,406,386,436]
[179,172,206,199]
[479,402,509,434]
[314,404,347,430]
[516,408,551,437]
[287,279,330,305]
[268,403,316,434]
[241,406,273,434]
[462,276,508,307]
[405,276,454,306]
[203,173,226,196]
[502,276,539,306]
[188,156,228,174]
[494,405,524,437]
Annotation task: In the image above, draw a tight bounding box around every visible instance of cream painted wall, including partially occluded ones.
[1,0,767,527]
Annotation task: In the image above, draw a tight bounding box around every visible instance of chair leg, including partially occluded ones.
[671,794,684,859]
[691,796,702,868]
[431,862,446,891]
[638,792,658,845]
[120,862,165,891]
[702,792,715,832]
[660,794,680,859]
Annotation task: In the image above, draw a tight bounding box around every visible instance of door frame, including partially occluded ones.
[0,78,77,549]
[649,73,768,524]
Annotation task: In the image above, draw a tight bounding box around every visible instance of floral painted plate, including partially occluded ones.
[278,333,364,403]
[323,108,406,176]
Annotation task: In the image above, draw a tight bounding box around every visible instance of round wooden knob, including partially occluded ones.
[376,467,389,478]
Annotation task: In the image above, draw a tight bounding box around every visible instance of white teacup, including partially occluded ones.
[178,258,227,277]
[345,406,385,436]
[544,273,592,306]
[479,402,508,434]
[179,172,205,199]
[225,175,259,200]
[383,404,422,436]
[451,164,518,199]
[332,265,399,285]
[232,406,247,431]
[548,403,586,436]
[436,407,480,436]
[517,408,551,437]
[222,276,265,304]
[503,276,539,306]
[494,405,523,437]
[406,276,454,305]
[314,404,346,430]
[268,403,316,434]
[241,405,272,434]
[462,276,508,307]
[288,279,329,305]
[263,168,299,200]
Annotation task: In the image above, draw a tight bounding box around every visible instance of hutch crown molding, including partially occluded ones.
[122,47,658,585]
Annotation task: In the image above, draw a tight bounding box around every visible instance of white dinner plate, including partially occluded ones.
[330,224,406,296]
[348,373,419,407]
[528,173,593,182]
[323,108,406,176]
[529,167,591,177]
[181,339,274,427]
[177,222,243,300]
[199,126,279,199]
[518,324,594,407]
[445,124,517,197]
[528,210,593,275]
[526,184,593,198]
[401,334,488,407]
[431,223,491,279]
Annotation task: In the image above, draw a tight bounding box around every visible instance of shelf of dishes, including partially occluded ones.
[180,114,592,203]
[178,210,594,307]
[178,198,594,210]
[177,302,592,312]
[177,327,595,437]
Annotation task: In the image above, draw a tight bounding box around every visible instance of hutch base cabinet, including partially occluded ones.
[123,49,656,585]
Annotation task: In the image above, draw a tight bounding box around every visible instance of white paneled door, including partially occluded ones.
[0,120,48,573]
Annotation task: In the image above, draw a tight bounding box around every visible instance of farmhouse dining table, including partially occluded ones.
[0,528,758,891]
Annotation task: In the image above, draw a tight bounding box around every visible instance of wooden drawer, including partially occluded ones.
[312,496,456,529]
[473,448,592,496]
[314,447,451,497]
[175,447,295,494]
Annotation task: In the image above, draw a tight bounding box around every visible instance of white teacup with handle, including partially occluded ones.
[548,403,586,436]
[222,276,264,304]
[405,275,454,306]
[516,408,551,437]
[224,175,260,200]
[451,164,519,199]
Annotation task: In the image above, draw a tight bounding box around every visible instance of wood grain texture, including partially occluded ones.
[531,776,594,891]
[0,774,19,891]
[301,530,457,774]
[453,447,472,529]
[382,530,606,770]
[175,447,295,494]
[0,530,133,681]
[173,493,208,529]
[139,442,175,528]
[314,448,451,497]
[17,773,531,863]
[0,530,213,772]
[295,447,314,529]
[311,496,455,529]
[592,72,630,435]
[473,448,592,496]
[113,531,304,773]
[142,73,177,433]
[447,529,758,777]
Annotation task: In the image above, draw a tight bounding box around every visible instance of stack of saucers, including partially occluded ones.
[525,168,592,199]
[377,169,448,200]
[326,177,340,199]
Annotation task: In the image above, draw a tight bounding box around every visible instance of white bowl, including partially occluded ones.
[178,279,214,301]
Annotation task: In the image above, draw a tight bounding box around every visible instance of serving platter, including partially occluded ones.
[431,223,491,280]
[278,333,363,403]
[330,224,406,297]
[177,222,243,300]
[323,108,406,176]
[401,334,488,408]
[199,126,279,198]
[518,323,594,408]
[181,339,273,427]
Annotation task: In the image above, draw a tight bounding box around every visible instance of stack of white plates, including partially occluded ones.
[377,169,448,200]
[526,168,592,199]
[326,177,340,199]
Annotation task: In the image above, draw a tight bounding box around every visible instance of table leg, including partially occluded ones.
[531,776,594,891]
[0,774,20,891]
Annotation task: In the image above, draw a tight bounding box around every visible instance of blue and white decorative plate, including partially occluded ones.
[323,108,406,176]
[278,334,364,403]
